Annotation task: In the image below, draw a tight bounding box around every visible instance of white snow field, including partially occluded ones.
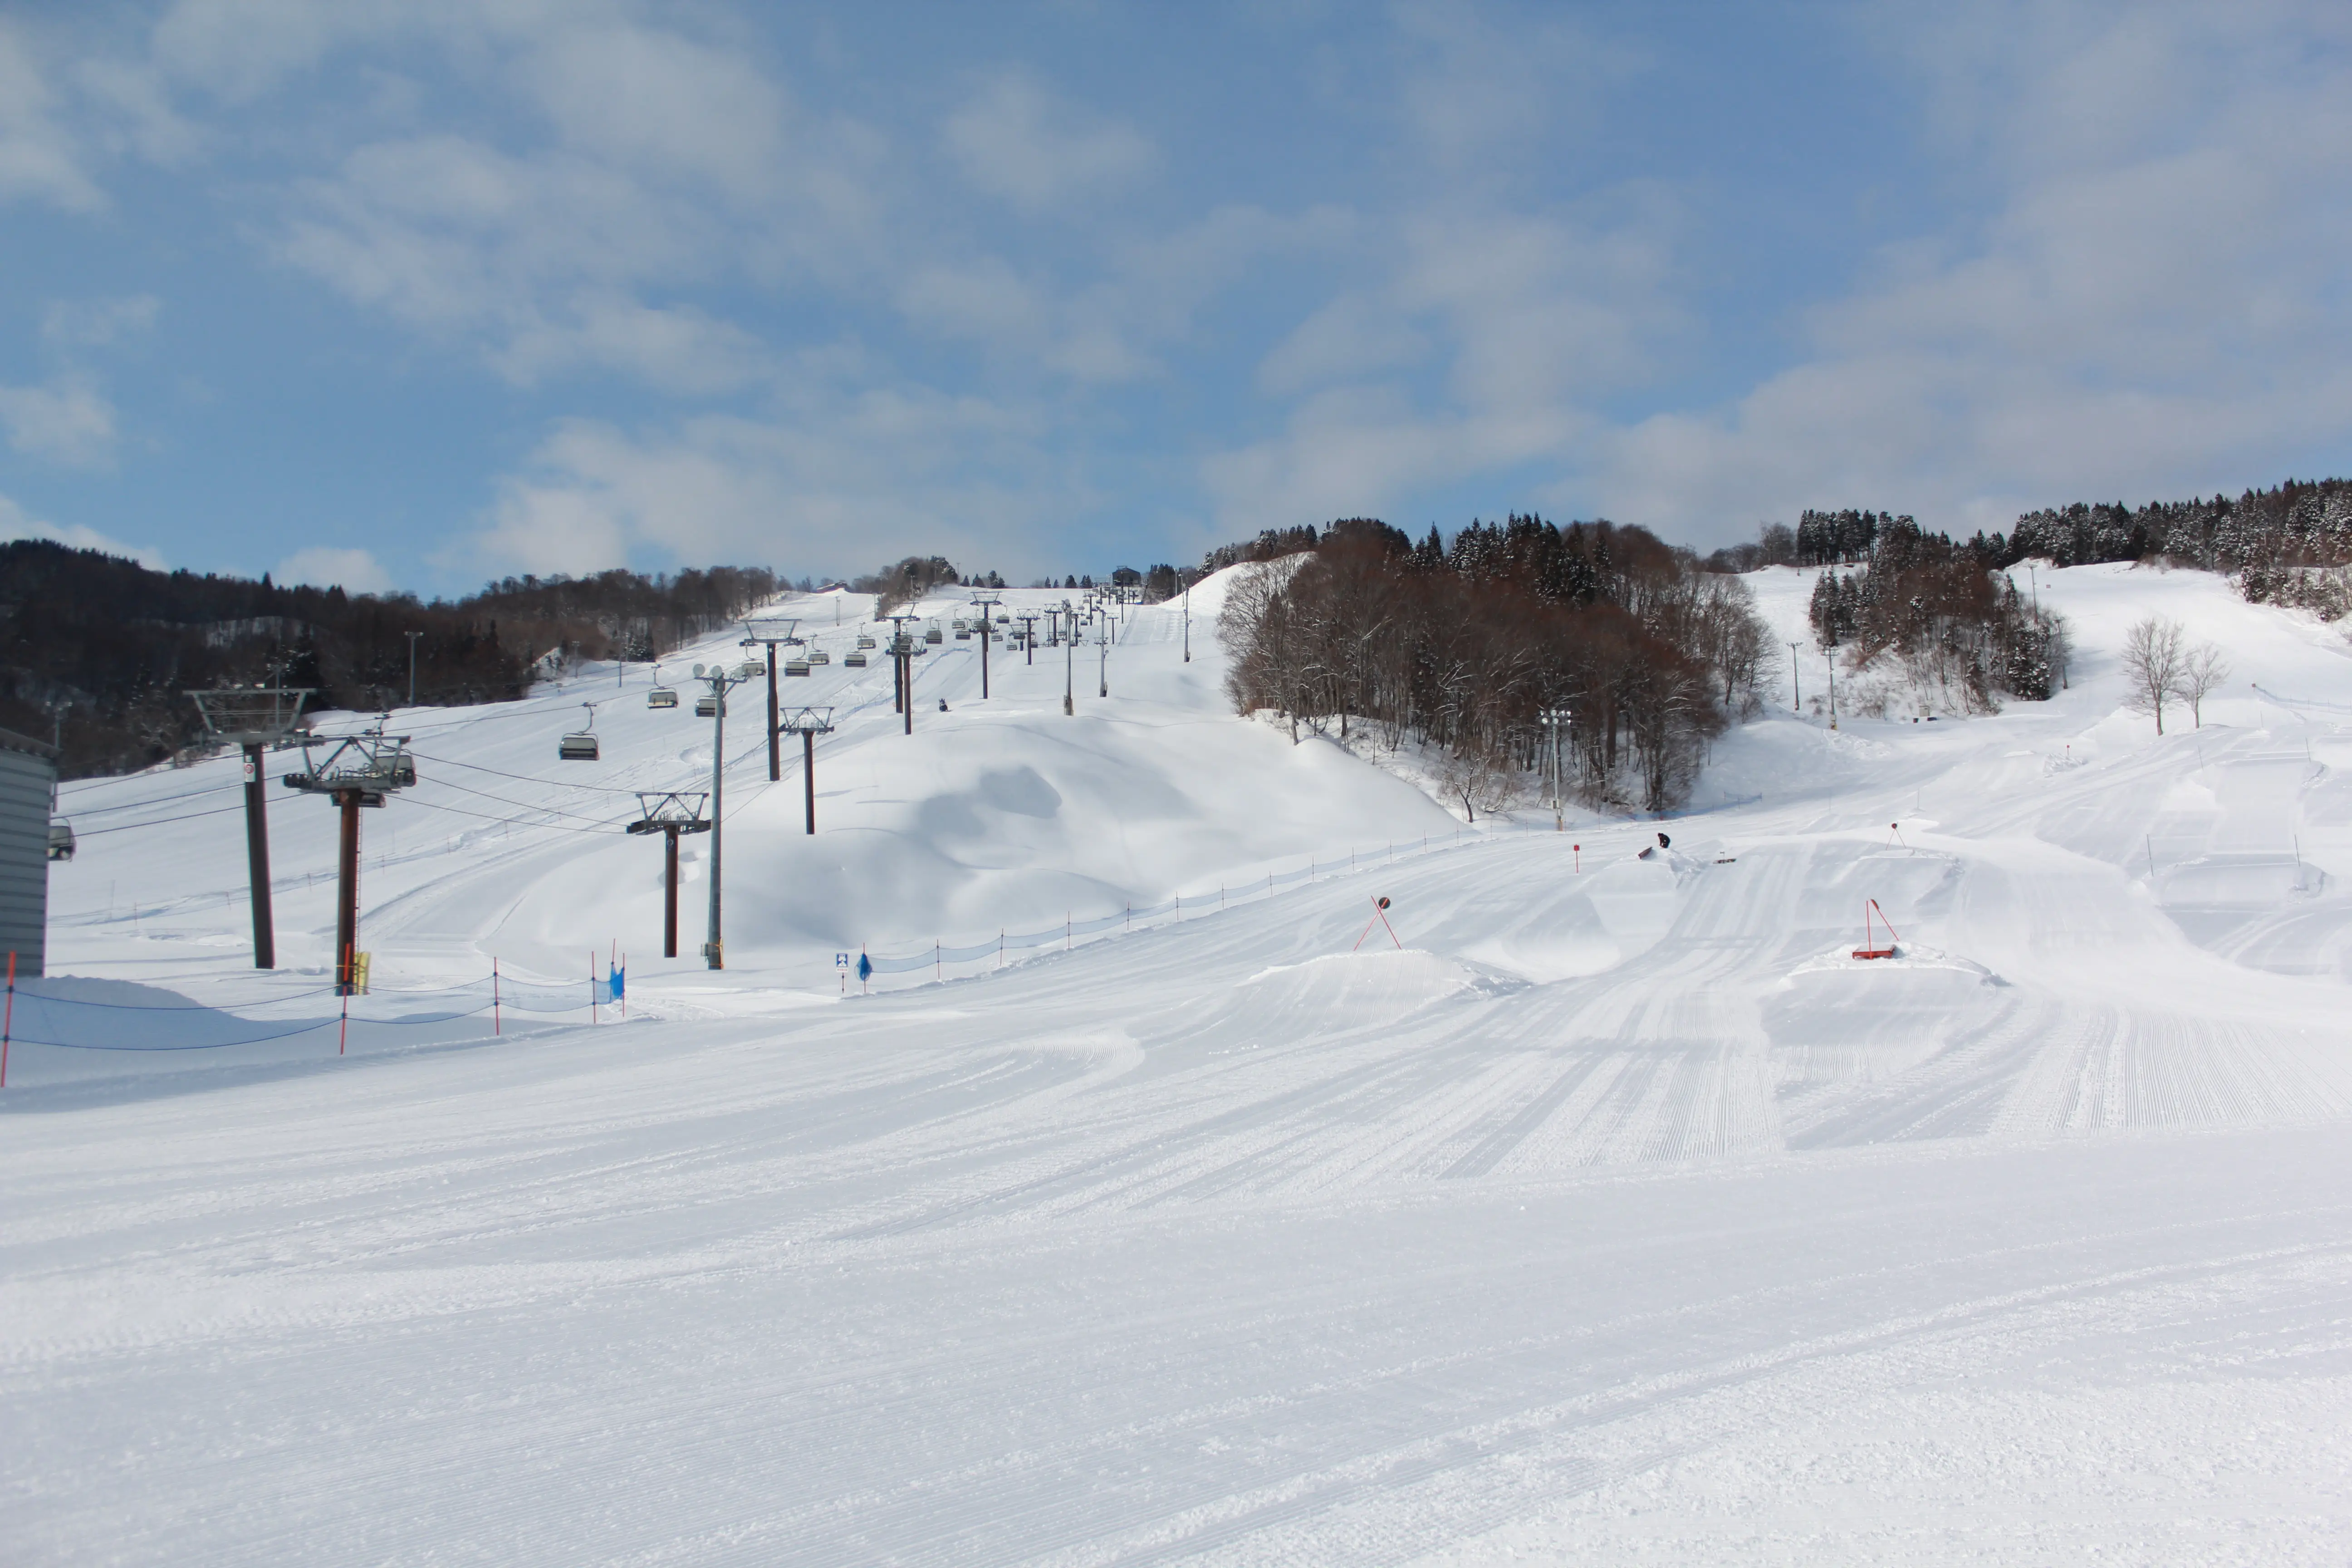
[7,563,2352,1565]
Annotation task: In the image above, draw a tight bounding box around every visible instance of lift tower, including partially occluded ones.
[188,685,312,969]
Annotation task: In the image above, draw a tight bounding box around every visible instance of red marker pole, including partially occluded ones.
[1573,843,1581,873]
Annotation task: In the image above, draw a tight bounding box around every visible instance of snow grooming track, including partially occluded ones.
[8,561,2352,1564]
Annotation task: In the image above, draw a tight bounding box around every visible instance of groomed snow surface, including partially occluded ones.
[8,564,2352,1565]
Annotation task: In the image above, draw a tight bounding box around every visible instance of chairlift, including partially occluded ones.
[856,634,877,650]
[926,627,943,644]
[47,817,74,861]
[559,701,601,762]
[695,692,720,717]
[843,652,868,668]
[736,659,763,679]
[955,627,972,640]
[809,649,830,665]
[647,665,678,709]
[785,657,812,677]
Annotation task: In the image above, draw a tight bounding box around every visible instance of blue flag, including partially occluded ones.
[856,952,872,982]
[608,962,624,1001]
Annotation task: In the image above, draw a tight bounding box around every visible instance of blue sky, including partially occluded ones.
[2,1,2348,597]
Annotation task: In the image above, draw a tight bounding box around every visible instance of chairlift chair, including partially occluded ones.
[695,692,720,717]
[785,657,812,677]
[559,701,601,762]
[843,652,867,668]
[925,623,944,644]
[856,634,877,650]
[47,818,74,861]
[955,627,972,639]
[647,665,678,709]
[809,649,830,665]
[736,659,763,679]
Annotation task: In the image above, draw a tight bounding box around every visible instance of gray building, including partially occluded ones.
[0,726,59,976]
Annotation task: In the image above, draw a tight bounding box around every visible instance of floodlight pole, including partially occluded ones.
[405,631,421,708]
[1182,574,1192,663]
[1098,615,1108,698]
[1789,643,1801,710]
[1063,599,1075,715]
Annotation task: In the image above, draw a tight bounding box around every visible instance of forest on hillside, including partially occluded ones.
[1215,516,1774,813]
[0,543,781,778]
[1710,479,2352,619]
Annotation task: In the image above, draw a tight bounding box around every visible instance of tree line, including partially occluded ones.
[1713,479,2352,619]
[1805,518,2071,711]
[0,541,780,778]
[1217,515,1775,814]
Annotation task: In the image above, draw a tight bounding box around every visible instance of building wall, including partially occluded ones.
[0,733,58,976]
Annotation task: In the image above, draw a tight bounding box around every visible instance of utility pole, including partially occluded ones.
[970,594,1002,698]
[404,631,422,708]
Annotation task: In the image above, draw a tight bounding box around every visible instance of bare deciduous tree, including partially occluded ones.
[2173,642,2230,728]
[2119,616,2187,734]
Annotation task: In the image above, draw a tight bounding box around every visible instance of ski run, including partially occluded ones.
[6,560,2351,1565]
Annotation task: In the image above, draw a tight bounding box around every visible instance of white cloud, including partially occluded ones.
[465,380,1068,578]
[274,544,393,593]
[0,491,165,568]
[0,21,106,211]
[1576,5,2352,546]
[943,72,1152,212]
[0,380,118,467]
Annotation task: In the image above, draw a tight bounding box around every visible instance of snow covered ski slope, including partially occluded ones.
[5,563,2351,1563]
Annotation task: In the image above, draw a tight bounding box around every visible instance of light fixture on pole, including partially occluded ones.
[1539,707,1571,821]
